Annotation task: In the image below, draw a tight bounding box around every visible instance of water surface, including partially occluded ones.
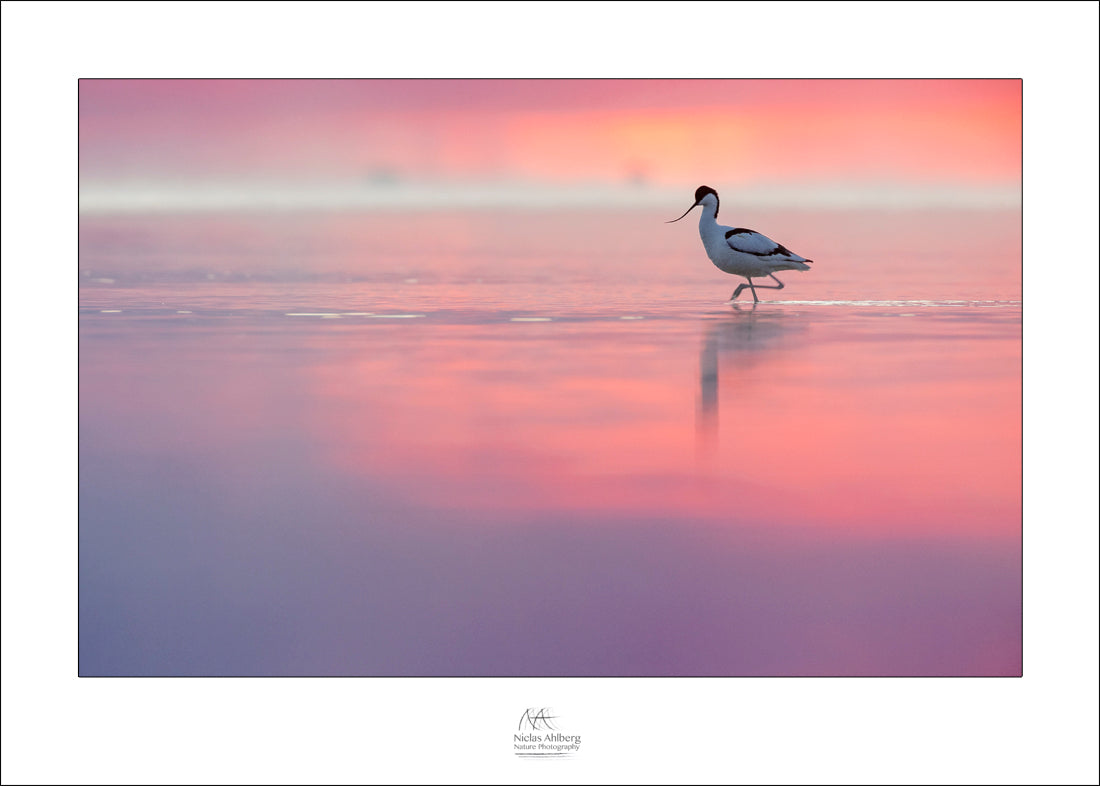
[79,208,1021,675]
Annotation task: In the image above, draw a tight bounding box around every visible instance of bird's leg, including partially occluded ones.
[729,278,759,303]
[752,274,786,291]
[730,276,775,303]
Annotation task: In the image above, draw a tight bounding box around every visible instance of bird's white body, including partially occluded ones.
[693,193,812,278]
[668,185,813,302]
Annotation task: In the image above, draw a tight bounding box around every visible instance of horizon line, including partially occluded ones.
[79,177,1022,214]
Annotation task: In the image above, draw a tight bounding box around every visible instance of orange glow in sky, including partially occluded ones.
[80,79,1021,187]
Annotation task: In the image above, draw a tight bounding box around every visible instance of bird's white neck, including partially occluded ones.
[695,194,720,234]
[697,199,722,244]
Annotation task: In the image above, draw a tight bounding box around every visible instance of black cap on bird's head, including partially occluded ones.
[667,185,719,223]
[693,185,718,203]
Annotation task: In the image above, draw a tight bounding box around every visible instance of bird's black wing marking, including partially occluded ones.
[725,228,790,257]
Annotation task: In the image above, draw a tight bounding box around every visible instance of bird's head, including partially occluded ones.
[667,185,719,223]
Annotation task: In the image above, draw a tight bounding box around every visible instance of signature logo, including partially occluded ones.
[514,707,581,759]
[518,707,559,732]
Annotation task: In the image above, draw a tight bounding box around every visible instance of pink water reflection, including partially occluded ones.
[80,311,1020,676]
[305,310,1019,537]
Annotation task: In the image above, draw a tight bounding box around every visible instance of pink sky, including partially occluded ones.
[80,79,1021,187]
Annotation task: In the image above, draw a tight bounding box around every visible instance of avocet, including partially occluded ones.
[668,185,813,303]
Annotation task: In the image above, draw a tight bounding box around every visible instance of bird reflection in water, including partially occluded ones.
[697,304,807,457]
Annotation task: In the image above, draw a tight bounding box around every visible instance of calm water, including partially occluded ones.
[79,208,1021,675]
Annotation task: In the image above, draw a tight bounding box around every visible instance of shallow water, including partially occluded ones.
[79,208,1021,675]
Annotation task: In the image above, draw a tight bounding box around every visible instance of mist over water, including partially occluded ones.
[79,205,1021,675]
[78,178,1022,215]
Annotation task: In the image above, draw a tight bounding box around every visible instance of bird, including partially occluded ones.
[667,185,813,303]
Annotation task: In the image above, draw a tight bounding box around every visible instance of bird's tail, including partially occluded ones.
[777,259,812,272]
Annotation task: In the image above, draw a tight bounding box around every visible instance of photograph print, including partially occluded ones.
[79,78,1022,677]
